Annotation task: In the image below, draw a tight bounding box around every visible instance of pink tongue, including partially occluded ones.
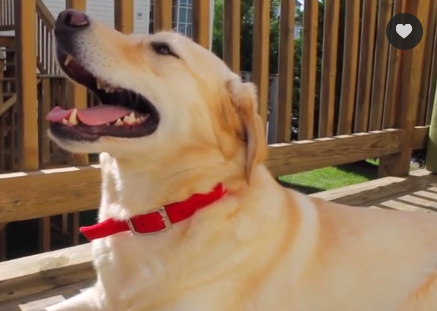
[46,105,134,126]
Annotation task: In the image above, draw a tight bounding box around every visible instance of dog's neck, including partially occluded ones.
[97,152,244,222]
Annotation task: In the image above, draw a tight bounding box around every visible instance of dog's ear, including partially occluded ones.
[227,78,267,183]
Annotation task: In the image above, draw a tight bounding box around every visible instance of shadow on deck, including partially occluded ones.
[1,169,437,311]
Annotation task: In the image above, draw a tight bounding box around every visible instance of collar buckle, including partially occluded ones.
[126,207,173,235]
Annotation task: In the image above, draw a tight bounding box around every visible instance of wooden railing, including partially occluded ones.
[0,0,60,172]
[37,76,98,168]
[0,0,14,31]
[0,0,436,260]
[0,0,59,74]
[37,76,69,168]
[36,0,59,75]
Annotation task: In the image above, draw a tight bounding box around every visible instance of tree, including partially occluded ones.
[292,1,326,137]
[211,0,346,140]
[212,0,281,73]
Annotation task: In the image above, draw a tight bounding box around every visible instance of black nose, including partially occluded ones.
[55,9,90,30]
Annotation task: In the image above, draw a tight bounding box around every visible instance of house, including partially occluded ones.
[43,0,150,33]
[42,0,215,46]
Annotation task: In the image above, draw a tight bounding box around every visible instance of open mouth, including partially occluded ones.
[46,49,160,141]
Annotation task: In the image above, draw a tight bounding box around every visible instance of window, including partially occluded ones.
[177,0,192,37]
[149,0,195,38]
[179,7,188,24]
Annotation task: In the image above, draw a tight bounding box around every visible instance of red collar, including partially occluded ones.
[79,184,227,241]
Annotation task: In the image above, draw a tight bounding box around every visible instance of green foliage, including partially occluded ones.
[293,1,325,132]
[212,0,281,73]
[211,0,224,59]
[212,0,347,139]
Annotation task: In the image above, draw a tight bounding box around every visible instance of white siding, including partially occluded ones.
[43,0,150,34]
[134,0,151,34]
[43,0,66,20]
[85,0,114,27]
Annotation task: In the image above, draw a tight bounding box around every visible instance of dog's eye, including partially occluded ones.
[151,41,177,57]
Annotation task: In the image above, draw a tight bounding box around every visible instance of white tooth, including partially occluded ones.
[123,114,135,125]
[114,119,124,126]
[68,108,78,125]
[123,117,133,125]
[129,113,136,121]
[62,118,68,124]
[64,55,73,66]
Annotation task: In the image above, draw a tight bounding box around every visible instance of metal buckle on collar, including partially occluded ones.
[126,207,173,235]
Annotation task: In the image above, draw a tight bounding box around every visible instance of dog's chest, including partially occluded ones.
[90,232,290,310]
[90,234,245,310]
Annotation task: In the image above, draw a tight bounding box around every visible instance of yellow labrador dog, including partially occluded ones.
[45,9,437,311]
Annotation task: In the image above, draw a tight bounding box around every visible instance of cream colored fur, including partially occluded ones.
[47,14,437,311]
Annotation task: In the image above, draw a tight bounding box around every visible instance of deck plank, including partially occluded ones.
[0,281,92,311]
[0,170,436,309]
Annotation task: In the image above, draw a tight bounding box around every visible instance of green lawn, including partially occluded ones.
[278,160,380,194]
[279,159,421,195]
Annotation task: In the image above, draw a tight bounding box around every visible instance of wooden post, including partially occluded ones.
[66,0,86,10]
[276,0,295,142]
[223,0,240,73]
[115,0,134,34]
[337,0,359,135]
[354,0,377,133]
[66,0,88,166]
[65,0,88,251]
[192,0,211,49]
[426,82,437,172]
[379,0,431,177]
[383,0,405,129]
[15,0,45,253]
[299,0,318,139]
[154,0,172,31]
[15,0,39,171]
[318,0,340,138]
[252,0,270,129]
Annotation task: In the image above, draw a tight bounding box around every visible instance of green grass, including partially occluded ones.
[279,158,421,195]
[279,160,379,194]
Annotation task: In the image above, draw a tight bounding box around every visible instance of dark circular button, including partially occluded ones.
[386,13,423,50]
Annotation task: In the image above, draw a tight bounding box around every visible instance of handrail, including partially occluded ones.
[35,0,59,75]
[36,0,55,27]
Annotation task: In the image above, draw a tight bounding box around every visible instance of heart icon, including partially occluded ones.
[396,24,412,38]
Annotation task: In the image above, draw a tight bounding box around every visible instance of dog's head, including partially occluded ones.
[48,9,267,183]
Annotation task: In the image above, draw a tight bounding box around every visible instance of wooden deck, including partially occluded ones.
[1,169,436,310]
[0,0,435,264]
[0,282,92,311]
